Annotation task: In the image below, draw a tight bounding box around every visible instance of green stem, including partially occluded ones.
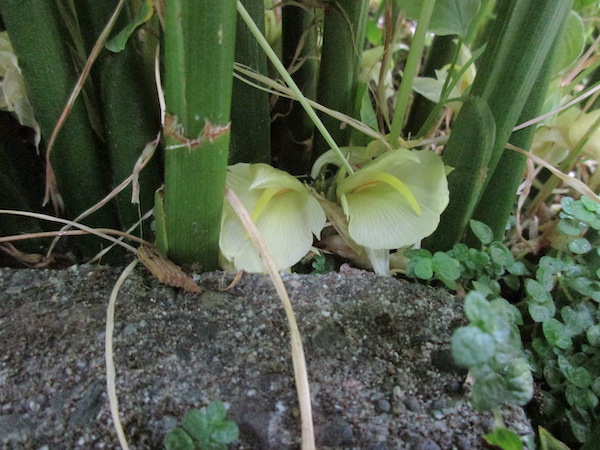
[313,0,369,158]
[388,0,437,145]
[237,0,354,175]
[162,0,237,268]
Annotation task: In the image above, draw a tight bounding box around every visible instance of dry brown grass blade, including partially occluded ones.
[43,0,127,210]
[105,258,138,450]
[507,143,600,202]
[46,134,160,257]
[136,245,203,294]
[225,186,315,450]
[0,209,141,252]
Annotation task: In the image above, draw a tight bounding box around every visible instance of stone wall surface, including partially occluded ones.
[0,265,532,449]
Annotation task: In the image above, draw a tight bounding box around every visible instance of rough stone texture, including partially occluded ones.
[0,265,532,449]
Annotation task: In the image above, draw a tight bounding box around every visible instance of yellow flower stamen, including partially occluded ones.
[366,172,422,215]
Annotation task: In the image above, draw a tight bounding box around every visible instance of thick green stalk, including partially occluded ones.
[162,0,237,268]
[229,0,270,165]
[75,1,163,236]
[468,37,563,243]
[403,35,456,138]
[423,96,495,252]
[0,0,120,253]
[237,1,354,175]
[388,0,436,145]
[274,4,318,174]
[468,0,572,190]
[313,0,369,158]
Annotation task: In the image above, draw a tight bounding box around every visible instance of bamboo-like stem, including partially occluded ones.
[162,0,237,268]
[230,0,271,164]
[313,0,369,158]
[237,1,355,175]
[388,0,437,145]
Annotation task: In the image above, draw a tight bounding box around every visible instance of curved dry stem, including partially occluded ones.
[105,258,138,450]
[507,143,600,203]
[0,209,145,253]
[225,186,315,450]
[43,0,127,209]
[46,134,160,257]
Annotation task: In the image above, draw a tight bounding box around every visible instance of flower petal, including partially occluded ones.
[341,150,449,249]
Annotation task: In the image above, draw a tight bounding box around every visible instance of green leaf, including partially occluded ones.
[205,401,228,423]
[505,357,534,405]
[489,242,514,266]
[182,410,210,443]
[543,319,573,350]
[483,427,523,450]
[562,197,597,224]
[566,408,591,443]
[557,217,584,236]
[561,304,594,335]
[211,421,239,444]
[105,0,154,53]
[528,301,556,323]
[432,251,461,280]
[164,428,195,450]
[414,256,434,279]
[451,243,470,261]
[469,220,494,245]
[507,261,529,276]
[526,279,552,303]
[397,0,481,37]
[452,326,495,367]
[565,384,598,410]
[471,369,505,411]
[553,11,585,74]
[538,426,570,450]
[464,291,493,324]
[569,238,592,254]
[586,324,600,346]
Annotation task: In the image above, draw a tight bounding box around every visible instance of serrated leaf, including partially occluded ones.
[505,358,534,405]
[483,427,523,450]
[452,326,496,366]
[432,251,461,280]
[528,301,556,323]
[206,401,227,423]
[106,0,154,53]
[464,291,493,324]
[543,319,573,350]
[507,261,529,276]
[182,409,210,443]
[526,279,552,303]
[164,428,195,450]
[414,256,434,279]
[469,219,494,245]
[451,243,470,261]
[561,304,594,335]
[565,384,598,409]
[489,242,514,267]
[211,421,239,444]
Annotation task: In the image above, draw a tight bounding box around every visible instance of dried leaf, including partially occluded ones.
[136,245,203,293]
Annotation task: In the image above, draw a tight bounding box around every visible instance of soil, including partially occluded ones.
[0,264,532,449]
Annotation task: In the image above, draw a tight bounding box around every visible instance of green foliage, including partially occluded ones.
[452,291,532,411]
[164,401,239,450]
[529,197,600,444]
[407,220,527,293]
[311,252,336,274]
[483,427,524,450]
[408,197,600,445]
